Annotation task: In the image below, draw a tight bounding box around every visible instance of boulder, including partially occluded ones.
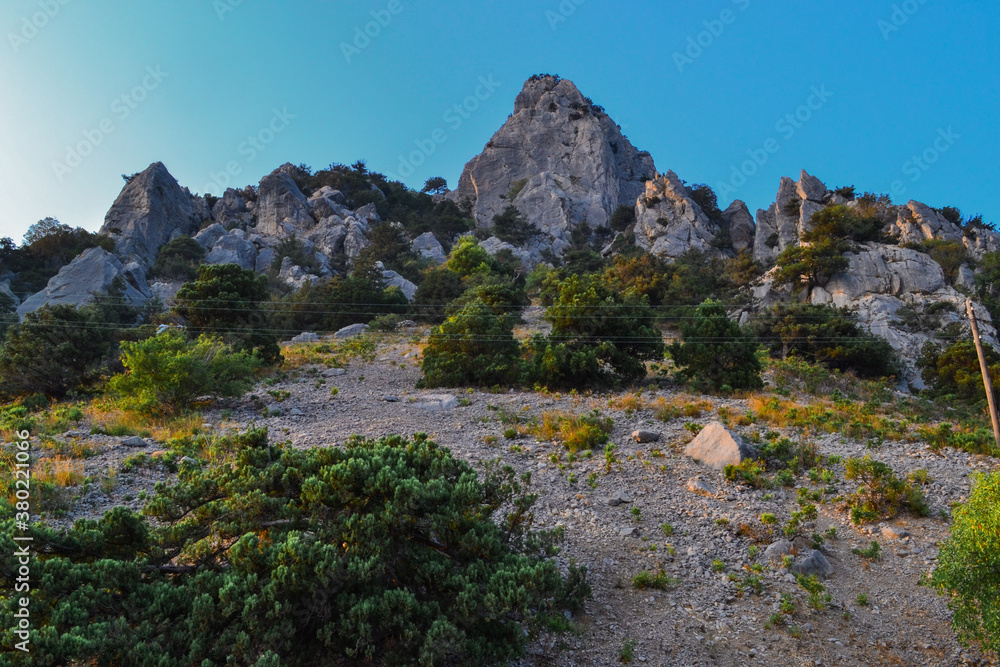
[0,281,19,306]
[449,75,656,254]
[121,436,147,448]
[881,525,910,540]
[606,490,634,506]
[412,232,446,264]
[683,422,757,471]
[686,478,716,497]
[256,165,314,236]
[308,187,350,220]
[205,233,258,270]
[764,539,794,564]
[17,248,151,318]
[632,430,660,443]
[414,394,459,411]
[343,219,371,260]
[479,236,533,265]
[322,368,347,377]
[752,171,828,265]
[335,324,369,339]
[278,257,319,290]
[255,247,277,274]
[195,223,227,249]
[723,200,756,253]
[100,162,210,268]
[211,188,250,228]
[291,332,320,344]
[790,549,834,579]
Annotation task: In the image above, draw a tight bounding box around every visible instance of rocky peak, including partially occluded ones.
[255,165,314,237]
[450,75,656,257]
[752,170,831,265]
[633,171,719,259]
[100,162,210,268]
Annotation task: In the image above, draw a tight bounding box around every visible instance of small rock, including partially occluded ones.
[882,526,910,540]
[384,396,400,403]
[619,526,639,537]
[686,478,716,497]
[180,456,199,466]
[291,332,320,344]
[63,430,88,439]
[632,430,660,443]
[396,320,418,329]
[323,368,347,377]
[414,395,459,411]
[607,490,634,506]
[791,549,834,580]
[289,408,305,417]
[121,436,147,448]
[764,539,794,564]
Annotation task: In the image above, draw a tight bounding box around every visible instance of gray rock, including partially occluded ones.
[121,436,147,448]
[684,422,757,471]
[354,202,381,223]
[291,332,320,344]
[764,539,794,564]
[723,200,756,253]
[635,171,721,259]
[343,219,371,260]
[17,248,151,318]
[100,162,210,268]
[478,237,532,265]
[632,430,660,443]
[0,281,18,306]
[881,526,910,540]
[383,396,400,403]
[618,526,640,538]
[255,247,277,274]
[206,233,257,270]
[289,408,304,417]
[414,394,459,411]
[380,266,418,301]
[211,188,250,228]
[412,232,446,264]
[607,490,634,506]
[322,368,347,377]
[194,223,227,249]
[449,76,656,257]
[63,430,88,439]
[686,478,716,498]
[334,324,369,339]
[791,549,834,579]
[278,257,319,290]
[256,165,314,236]
[308,186,349,220]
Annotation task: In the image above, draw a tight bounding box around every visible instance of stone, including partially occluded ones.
[308,187,349,220]
[384,396,400,403]
[449,75,656,259]
[619,526,640,538]
[382,268,418,301]
[194,222,227,249]
[256,165,314,236]
[412,232,446,264]
[289,408,304,417]
[100,162,210,268]
[632,430,660,443]
[881,526,910,540]
[764,539,794,564]
[322,368,346,377]
[121,436,147,448]
[683,422,757,471]
[291,332,320,344]
[686,478,716,498]
[17,248,151,318]
[723,200,756,253]
[205,233,257,270]
[791,549,834,579]
[342,218,371,260]
[478,237,533,265]
[606,490,634,506]
[63,430,88,439]
[278,257,319,290]
[334,324,369,339]
[211,188,250,228]
[414,395,459,411]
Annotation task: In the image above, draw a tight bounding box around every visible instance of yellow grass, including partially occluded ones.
[35,457,84,487]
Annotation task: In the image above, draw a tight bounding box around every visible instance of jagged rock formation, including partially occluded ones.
[256,165,314,236]
[411,232,446,264]
[752,170,833,265]
[633,171,720,259]
[723,201,755,254]
[16,248,150,317]
[99,162,210,268]
[450,75,656,256]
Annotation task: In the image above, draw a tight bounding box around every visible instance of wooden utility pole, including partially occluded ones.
[966,299,1000,450]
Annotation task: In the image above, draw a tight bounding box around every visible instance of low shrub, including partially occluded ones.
[842,455,929,524]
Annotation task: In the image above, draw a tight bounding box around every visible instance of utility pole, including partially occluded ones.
[966,299,1000,450]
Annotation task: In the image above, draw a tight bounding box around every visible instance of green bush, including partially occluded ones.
[1,218,115,295]
[0,430,589,665]
[754,304,899,378]
[108,332,260,415]
[176,264,281,364]
[411,267,465,323]
[670,299,762,392]
[842,455,928,524]
[929,472,1000,654]
[491,206,539,246]
[527,274,664,388]
[149,236,206,282]
[917,339,1000,403]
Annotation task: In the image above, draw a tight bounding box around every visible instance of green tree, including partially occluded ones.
[175,264,281,364]
[921,239,967,284]
[421,176,448,194]
[0,430,590,665]
[527,274,664,388]
[928,472,1000,655]
[917,339,1000,402]
[108,331,260,415]
[411,266,465,323]
[491,206,539,246]
[149,235,206,282]
[670,299,762,392]
[447,237,496,278]
[976,251,1000,322]
[754,304,899,378]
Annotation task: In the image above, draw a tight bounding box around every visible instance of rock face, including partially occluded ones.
[890,200,1000,261]
[211,188,252,228]
[17,248,150,317]
[634,171,720,259]
[752,170,830,265]
[412,232,446,264]
[684,423,757,471]
[450,75,656,256]
[723,201,755,253]
[205,230,258,271]
[256,164,314,236]
[100,162,210,268]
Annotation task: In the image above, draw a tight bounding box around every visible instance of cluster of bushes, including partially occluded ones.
[0,429,590,665]
[0,218,115,296]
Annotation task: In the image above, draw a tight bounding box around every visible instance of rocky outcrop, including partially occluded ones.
[256,165,314,236]
[450,75,655,255]
[752,170,830,265]
[205,230,258,271]
[100,162,210,268]
[16,248,150,317]
[723,201,755,253]
[889,201,1000,261]
[211,188,252,228]
[412,232,446,264]
[634,171,719,259]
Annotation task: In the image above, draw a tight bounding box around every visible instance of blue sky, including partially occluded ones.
[1,0,997,242]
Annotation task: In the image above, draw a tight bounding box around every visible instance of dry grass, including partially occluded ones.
[35,457,85,487]
[85,401,206,441]
[527,410,614,451]
[746,394,910,441]
[651,396,713,422]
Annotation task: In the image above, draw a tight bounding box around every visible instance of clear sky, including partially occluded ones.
[1,0,997,243]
